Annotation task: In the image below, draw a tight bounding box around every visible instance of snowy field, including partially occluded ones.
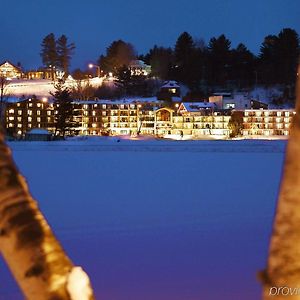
[0,138,286,300]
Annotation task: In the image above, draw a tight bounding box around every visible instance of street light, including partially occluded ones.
[88,64,100,77]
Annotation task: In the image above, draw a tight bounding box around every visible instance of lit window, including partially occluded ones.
[17,103,20,107]
[37,117,41,122]
[9,109,14,114]
[102,111,106,116]
[28,103,33,107]
[28,124,32,128]
[28,110,32,116]
[84,111,88,116]
[94,104,98,108]
[18,110,22,115]
[83,104,88,109]
[47,111,51,116]
[17,130,22,135]
[17,124,22,128]
[28,117,32,122]
[9,123,13,127]
[285,112,290,117]
[37,110,41,115]
[17,117,21,122]
[47,117,51,122]
[102,104,106,109]
[92,123,97,128]
[277,112,282,117]
[92,111,96,116]
[9,116,14,121]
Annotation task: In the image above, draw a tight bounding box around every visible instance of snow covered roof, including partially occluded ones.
[180,102,216,112]
[72,97,161,105]
[129,60,149,68]
[161,81,180,88]
[26,129,52,135]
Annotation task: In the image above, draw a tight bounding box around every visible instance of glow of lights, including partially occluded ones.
[42,97,48,102]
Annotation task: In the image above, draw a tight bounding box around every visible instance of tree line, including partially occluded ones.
[40,28,299,101]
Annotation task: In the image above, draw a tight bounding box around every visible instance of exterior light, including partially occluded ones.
[42,97,47,102]
[88,64,100,77]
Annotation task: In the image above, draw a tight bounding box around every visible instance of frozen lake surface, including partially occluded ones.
[0,138,286,300]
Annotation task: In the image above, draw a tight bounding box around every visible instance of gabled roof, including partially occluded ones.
[179,102,216,112]
[0,60,22,72]
[161,81,180,88]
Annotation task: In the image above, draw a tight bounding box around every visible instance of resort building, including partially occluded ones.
[5,98,56,137]
[4,97,296,139]
[242,109,295,137]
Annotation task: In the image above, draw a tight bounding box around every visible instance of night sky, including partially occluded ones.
[1,0,299,70]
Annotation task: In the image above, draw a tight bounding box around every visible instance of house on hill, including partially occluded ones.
[157,81,181,101]
[0,61,23,79]
[128,60,151,76]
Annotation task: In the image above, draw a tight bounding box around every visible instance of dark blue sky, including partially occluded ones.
[1,0,299,70]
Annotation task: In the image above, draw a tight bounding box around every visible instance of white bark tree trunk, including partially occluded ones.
[0,130,94,299]
[261,70,300,299]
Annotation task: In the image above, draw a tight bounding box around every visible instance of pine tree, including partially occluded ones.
[174,32,196,84]
[207,34,231,86]
[40,33,57,80]
[259,35,279,85]
[145,45,174,80]
[230,43,255,87]
[51,80,77,137]
[57,35,75,78]
[98,40,136,73]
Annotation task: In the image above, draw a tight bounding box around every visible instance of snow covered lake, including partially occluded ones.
[0,138,286,300]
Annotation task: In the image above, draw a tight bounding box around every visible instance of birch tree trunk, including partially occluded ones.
[0,129,94,300]
[261,69,300,299]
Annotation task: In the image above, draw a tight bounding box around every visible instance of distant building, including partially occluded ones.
[4,97,295,139]
[242,109,295,137]
[128,60,151,76]
[209,92,268,110]
[26,67,65,80]
[157,81,181,101]
[5,97,56,137]
[0,61,23,79]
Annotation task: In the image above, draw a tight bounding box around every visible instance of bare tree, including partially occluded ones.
[0,127,95,299]
[260,67,300,299]
[0,75,10,127]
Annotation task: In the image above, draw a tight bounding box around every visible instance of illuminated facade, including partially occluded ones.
[4,98,296,139]
[242,109,295,137]
[5,98,56,136]
[0,61,23,79]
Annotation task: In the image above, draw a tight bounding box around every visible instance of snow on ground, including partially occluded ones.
[0,138,286,300]
[5,77,103,98]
